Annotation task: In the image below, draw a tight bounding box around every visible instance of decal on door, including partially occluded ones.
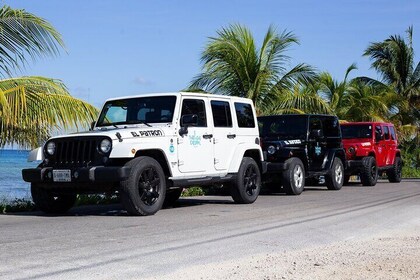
[315,145,322,156]
[169,139,175,153]
[189,131,201,147]
[284,139,302,145]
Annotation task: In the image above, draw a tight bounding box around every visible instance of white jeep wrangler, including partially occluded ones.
[22,92,264,215]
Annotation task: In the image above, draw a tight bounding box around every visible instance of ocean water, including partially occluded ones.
[0,149,38,201]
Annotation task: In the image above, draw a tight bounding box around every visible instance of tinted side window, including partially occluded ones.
[375,126,383,141]
[234,102,255,128]
[322,117,340,137]
[383,126,390,140]
[389,126,396,140]
[258,116,308,139]
[309,117,322,132]
[211,100,232,127]
[181,99,207,127]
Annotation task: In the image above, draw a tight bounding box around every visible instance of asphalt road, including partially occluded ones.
[1,180,419,280]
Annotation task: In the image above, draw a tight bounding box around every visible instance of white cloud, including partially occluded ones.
[132,76,153,85]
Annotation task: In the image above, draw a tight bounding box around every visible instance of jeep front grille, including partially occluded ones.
[50,137,103,166]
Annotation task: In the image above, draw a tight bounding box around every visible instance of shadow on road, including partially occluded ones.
[3,196,235,217]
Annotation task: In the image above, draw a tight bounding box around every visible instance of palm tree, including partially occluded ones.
[317,64,356,118]
[0,77,97,148]
[188,24,316,114]
[363,26,420,123]
[316,64,391,121]
[342,80,391,121]
[266,81,332,115]
[363,26,420,153]
[0,5,97,148]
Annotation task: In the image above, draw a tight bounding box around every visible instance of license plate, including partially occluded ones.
[53,170,71,182]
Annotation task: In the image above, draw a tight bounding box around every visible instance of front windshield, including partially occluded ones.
[96,96,177,127]
[258,116,307,139]
[341,124,372,139]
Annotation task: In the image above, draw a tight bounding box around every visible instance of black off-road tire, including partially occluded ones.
[387,157,402,183]
[120,156,166,216]
[231,157,261,204]
[282,158,305,195]
[326,158,344,190]
[163,188,183,207]
[31,184,76,214]
[360,156,378,186]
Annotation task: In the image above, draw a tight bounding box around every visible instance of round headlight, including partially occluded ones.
[46,141,56,156]
[267,145,276,155]
[99,139,112,154]
[348,146,356,155]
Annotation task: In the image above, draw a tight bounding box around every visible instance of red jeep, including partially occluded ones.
[341,122,402,186]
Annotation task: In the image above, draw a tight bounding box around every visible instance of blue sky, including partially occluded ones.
[5,0,420,108]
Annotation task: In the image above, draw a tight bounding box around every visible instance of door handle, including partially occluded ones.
[227,134,236,139]
[202,134,213,139]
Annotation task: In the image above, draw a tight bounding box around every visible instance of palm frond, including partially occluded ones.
[0,5,65,76]
[269,84,331,115]
[187,24,311,113]
[0,76,98,148]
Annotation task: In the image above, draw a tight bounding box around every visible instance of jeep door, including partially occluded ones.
[177,98,214,173]
[382,125,392,166]
[233,101,259,154]
[387,126,398,165]
[374,125,387,166]
[209,99,237,171]
[322,116,342,149]
[307,116,328,171]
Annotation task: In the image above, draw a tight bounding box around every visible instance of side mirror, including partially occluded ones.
[179,114,198,136]
[90,121,96,131]
[310,129,323,139]
[375,133,383,142]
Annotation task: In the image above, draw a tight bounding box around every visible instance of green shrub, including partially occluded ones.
[0,198,34,214]
[181,187,205,197]
[75,194,119,206]
[402,166,420,178]
[180,184,230,197]
[401,149,420,178]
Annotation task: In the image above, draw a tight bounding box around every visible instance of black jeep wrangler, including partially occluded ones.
[258,114,346,195]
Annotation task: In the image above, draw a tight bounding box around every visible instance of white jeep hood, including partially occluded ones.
[28,124,176,162]
[49,124,174,141]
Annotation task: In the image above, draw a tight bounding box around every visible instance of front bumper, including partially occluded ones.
[22,166,131,184]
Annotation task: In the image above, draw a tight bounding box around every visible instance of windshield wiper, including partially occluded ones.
[126,120,152,127]
[99,124,119,130]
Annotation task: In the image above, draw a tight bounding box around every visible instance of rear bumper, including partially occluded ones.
[345,160,364,174]
[262,162,288,173]
[22,166,131,184]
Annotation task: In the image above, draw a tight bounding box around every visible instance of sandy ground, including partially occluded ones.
[151,231,420,280]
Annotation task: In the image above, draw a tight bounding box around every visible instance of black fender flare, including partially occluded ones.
[323,148,346,170]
